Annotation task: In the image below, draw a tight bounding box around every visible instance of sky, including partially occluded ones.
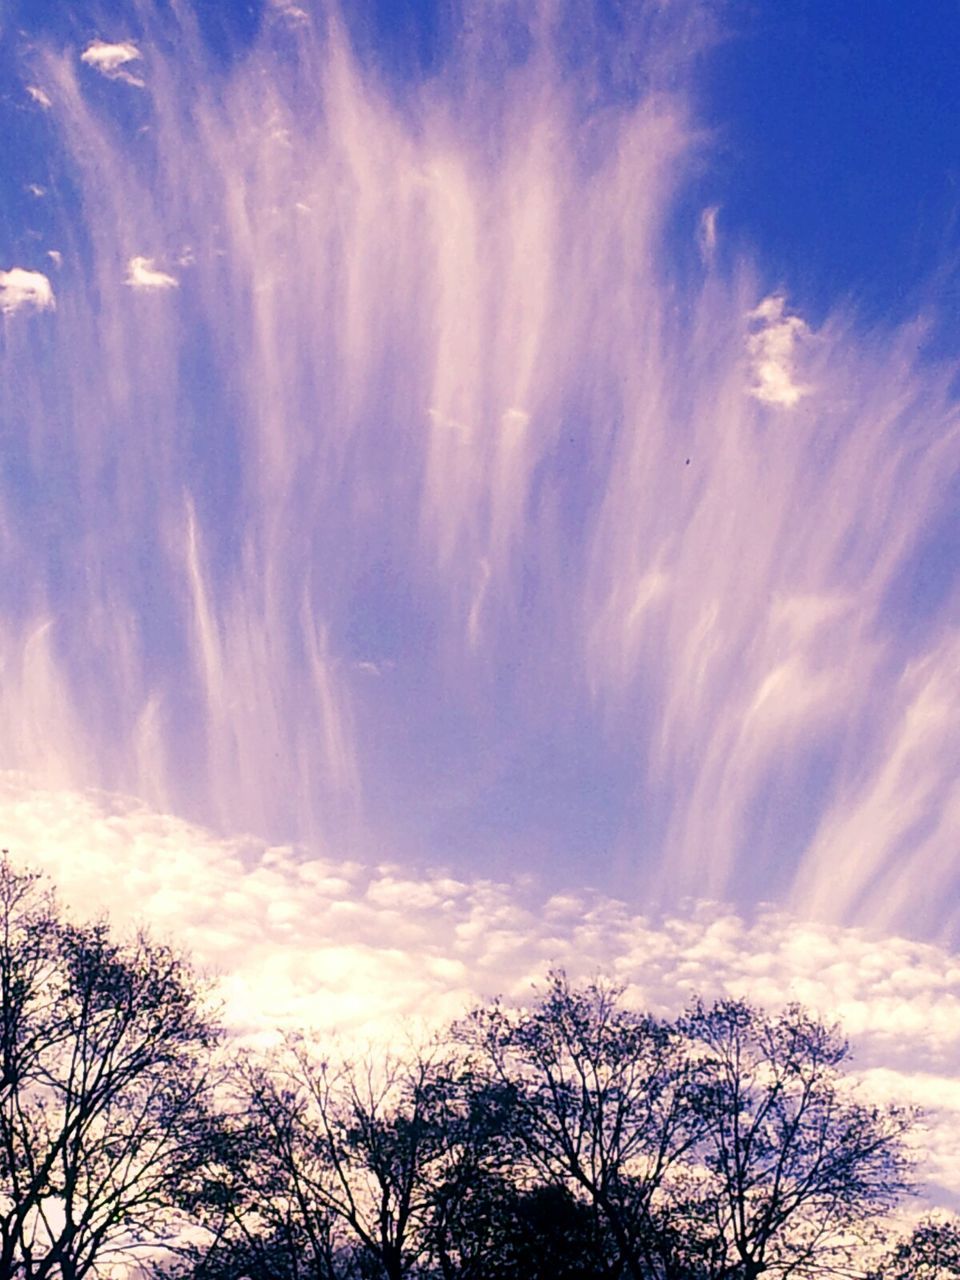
[2,0,960,1204]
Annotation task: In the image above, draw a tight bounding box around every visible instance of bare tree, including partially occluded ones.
[464,971,704,1280]
[214,1040,469,1280]
[682,999,916,1280]
[464,977,917,1280]
[870,1214,960,1280]
[0,858,222,1280]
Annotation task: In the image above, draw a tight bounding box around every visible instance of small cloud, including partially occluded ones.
[353,660,396,678]
[698,205,719,261]
[47,250,63,268]
[80,40,144,88]
[26,85,52,109]
[502,407,529,431]
[746,293,810,407]
[0,267,55,315]
[427,407,470,434]
[268,0,311,23]
[25,184,45,198]
[125,256,178,290]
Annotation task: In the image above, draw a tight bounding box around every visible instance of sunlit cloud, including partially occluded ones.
[0,267,55,314]
[80,39,144,87]
[746,292,811,406]
[125,256,179,289]
[2,776,960,1206]
[26,84,52,108]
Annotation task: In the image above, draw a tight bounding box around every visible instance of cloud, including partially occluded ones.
[698,204,718,261]
[2,776,960,1204]
[26,85,52,108]
[268,0,310,23]
[3,0,960,949]
[125,256,178,289]
[746,293,811,406]
[80,40,144,88]
[0,267,55,315]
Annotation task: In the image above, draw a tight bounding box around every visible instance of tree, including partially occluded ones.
[198,1040,471,1280]
[463,972,704,1280]
[0,858,222,1280]
[428,1173,613,1280]
[463,977,918,1280]
[682,999,916,1280]
[871,1215,960,1280]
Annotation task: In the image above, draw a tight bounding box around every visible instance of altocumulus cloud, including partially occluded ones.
[0,268,55,315]
[2,773,960,1208]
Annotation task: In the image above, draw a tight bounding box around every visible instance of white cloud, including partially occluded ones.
[80,40,144,88]
[26,85,52,109]
[698,204,719,261]
[0,268,55,315]
[125,256,178,290]
[747,293,810,406]
[268,0,311,23]
[2,774,960,1206]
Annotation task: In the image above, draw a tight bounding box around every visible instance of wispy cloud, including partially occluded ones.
[698,204,719,261]
[0,1,958,946]
[0,267,55,314]
[80,39,144,87]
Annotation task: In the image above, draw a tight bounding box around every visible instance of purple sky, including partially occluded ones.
[2,0,960,1208]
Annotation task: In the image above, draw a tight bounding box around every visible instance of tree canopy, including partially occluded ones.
[0,858,952,1280]
[0,858,222,1280]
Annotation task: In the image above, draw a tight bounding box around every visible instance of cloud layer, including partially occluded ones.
[3,774,960,1207]
[0,2,958,946]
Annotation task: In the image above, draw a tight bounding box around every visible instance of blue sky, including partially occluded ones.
[701,3,960,333]
[2,1,960,1160]
[3,0,960,1213]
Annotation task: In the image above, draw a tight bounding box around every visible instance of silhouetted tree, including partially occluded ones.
[429,1174,613,1280]
[463,976,917,1280]
[199,1042,469,1280]
[870,1215,960,1279]
[681,998,916,1279]
[464,972,704,1280]
[0,858,222,1280]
